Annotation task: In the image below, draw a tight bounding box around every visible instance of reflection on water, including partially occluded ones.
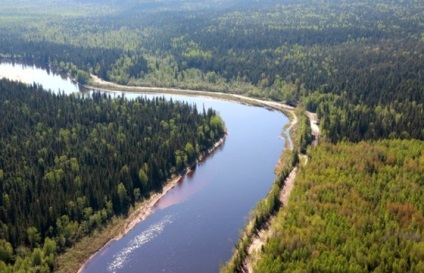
[155,175,209,210]
[0,62,83,94]
[154,142,225,210]
[0,62,288,273]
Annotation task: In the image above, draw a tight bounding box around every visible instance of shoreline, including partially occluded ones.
[76,176,181,273]
[2,62,310,273]
[77,135,226,273]
[85,75,295,113]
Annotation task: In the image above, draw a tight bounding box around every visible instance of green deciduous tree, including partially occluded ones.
[0,240,13,262]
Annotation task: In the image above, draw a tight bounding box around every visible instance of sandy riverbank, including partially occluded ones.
[76,176,181,273]
[87,75,296,113]
[77,136,226,273]
[77,74,300,273]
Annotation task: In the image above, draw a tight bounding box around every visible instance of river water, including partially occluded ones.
[0,62,288,273]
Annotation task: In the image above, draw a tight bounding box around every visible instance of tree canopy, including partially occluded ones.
[255,140,424,273]
[1,0,422,142]
[0,79,225,272]
[0,0,423,272]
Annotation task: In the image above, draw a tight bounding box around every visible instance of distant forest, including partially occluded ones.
[0,0,423,272]
[1,0,423,142]
[0,79,225,272]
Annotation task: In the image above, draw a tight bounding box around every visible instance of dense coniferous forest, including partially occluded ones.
[0,0,423,272]
[1,0,423,141]
[0,79,224,272]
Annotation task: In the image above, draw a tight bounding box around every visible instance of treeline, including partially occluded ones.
[2,0,423,142]
[221,132,299,273]
[0,38,147,84]
[304,91,424,142]
[302,38,424,142]
[254,140,424,273]
[221,106,308,273]
[0,79,225,272]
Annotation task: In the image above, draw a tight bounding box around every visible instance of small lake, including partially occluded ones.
[0,62,288,273]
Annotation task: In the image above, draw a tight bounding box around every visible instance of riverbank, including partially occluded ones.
[87,75,311,273]
[56,136,226,273]
[244,166,298,273]
[87,75,295,114]
[75,176,181,273]
[219,105,300,273]
[0,64,303,273]
[220,105,320,273]
[118,136,226,241]
[78,75,303,273]
[243,112,320,272]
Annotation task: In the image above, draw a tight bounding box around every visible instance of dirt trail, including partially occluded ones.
[244,166,298,273]
[87,75,319,273]
[306,111,320,145]
[243,113,318,273]
[279,167,298,205]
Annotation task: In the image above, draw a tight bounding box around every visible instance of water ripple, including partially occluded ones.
[108,214,175,273]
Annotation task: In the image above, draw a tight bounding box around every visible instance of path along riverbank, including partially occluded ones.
[71,75,313,273]
[243,112,320,273]
[88,75,296,113]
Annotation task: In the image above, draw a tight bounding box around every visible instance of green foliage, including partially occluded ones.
[0,240,13,263]
[138,168,148,187]
[75,70,90,85]
[293,108,312,154]
[27,227,41,248]
[255,140,424,272]
[221,140,298,273]
[1,0,422,140]
[184,143,196,163]
[0,79,225,271]
[1,1,423,271]
[305,91,424,142]
[42,238,56,257]
[32,248,43,267]
[117,182,128,213]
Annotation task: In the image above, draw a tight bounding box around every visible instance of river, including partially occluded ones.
[0,62,288,273]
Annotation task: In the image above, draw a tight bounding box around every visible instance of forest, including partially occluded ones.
[0,0,423,272]
[254,140,424,273]
[1,0,423,142]
[0,79,225,272]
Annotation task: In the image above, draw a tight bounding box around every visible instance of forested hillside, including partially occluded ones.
[1,0,423,141]
[254,140,424,272]
[0,79,225,272]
